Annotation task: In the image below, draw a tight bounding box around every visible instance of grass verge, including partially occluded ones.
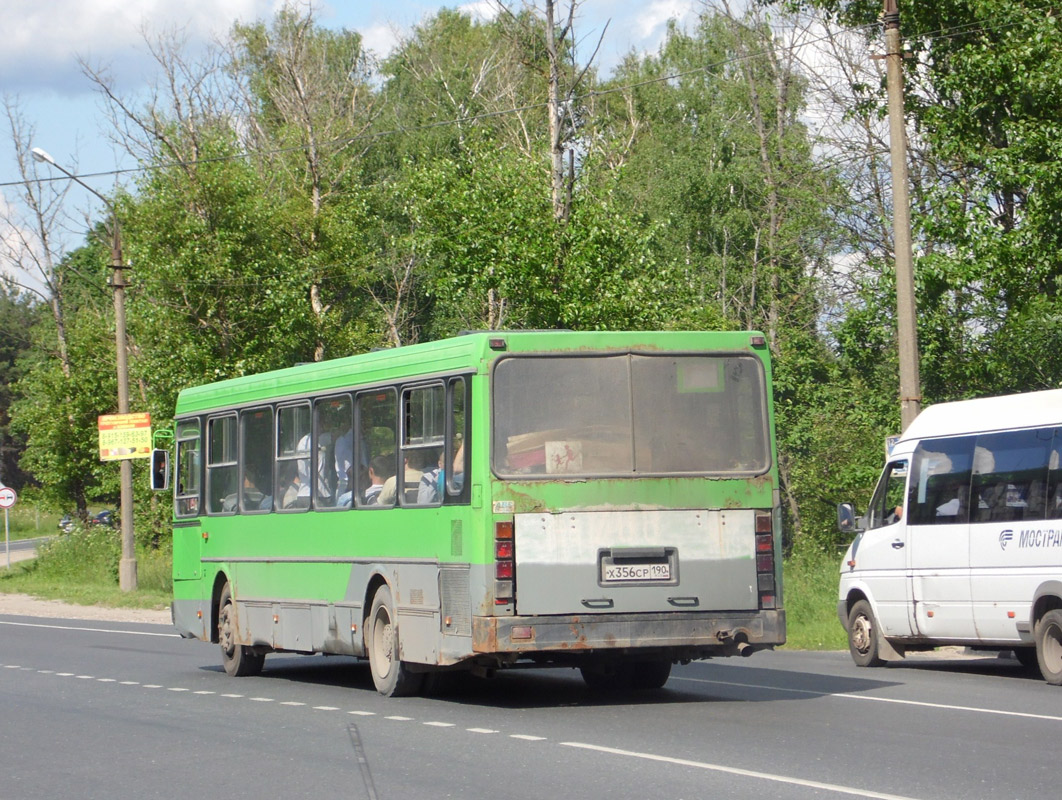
[782,545,848,650]
[0,524,171,610]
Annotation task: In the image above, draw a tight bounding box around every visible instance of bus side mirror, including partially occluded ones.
[151,449,170,491]
[837,502,862,533]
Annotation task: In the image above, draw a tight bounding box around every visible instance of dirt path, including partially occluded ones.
[0,592,171,624]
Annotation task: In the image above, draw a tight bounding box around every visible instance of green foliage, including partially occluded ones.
[782,543,848,650]
[15,0,1062,585]
[0,284,39,491]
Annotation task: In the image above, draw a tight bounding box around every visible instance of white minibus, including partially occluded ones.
[837,388,1062,684]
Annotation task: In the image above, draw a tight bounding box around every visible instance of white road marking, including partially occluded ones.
[467,728,497,734]
[348,711,375,716]
[194,691,216,695]
[510,734,547,741]
[561,741,926,800]
[250,697,274,702]
[313,706,339,711]
[281,701,305,706]
[167,687,189,692]
[673,675,1062,723]
[423,721,455,728]
[385,715,413,721]
[0,620,178,637]
[97,678,116,683]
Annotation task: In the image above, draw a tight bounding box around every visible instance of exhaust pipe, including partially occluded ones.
[736,641,755,657]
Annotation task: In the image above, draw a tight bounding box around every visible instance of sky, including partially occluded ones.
[0,0,701,190]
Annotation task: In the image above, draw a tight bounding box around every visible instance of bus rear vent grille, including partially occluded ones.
[440,566,472,636]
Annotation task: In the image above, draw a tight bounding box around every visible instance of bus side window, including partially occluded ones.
[315,395,354,509]
[356,389,397,508]
[207,414,238,515]
[276,403,311,511]
[446,376,469,502]
[241,407,274,513]
[401,383,445,506]
[175,420,201,518]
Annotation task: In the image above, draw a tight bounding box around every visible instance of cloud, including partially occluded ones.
[0,0,280,96]
[634,0,699,43]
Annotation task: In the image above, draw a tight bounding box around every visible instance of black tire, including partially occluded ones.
[367,584,424,697]
[629,660,672,690]
[847,599,885,668]
[218,583,265,677]
[1034,609,1062,685]
[1012,646,1039,671]
[580,659,671,691]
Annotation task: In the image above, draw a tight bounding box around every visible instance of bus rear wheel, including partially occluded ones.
[367,584,424,697]
[580,659,672,691]
[218,583,265,677]
[1035,609,1062,685]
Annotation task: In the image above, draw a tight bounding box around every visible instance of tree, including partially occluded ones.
[231,3,380,360]
[0,284,39,490]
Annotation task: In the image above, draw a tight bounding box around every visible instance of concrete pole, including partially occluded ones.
[31,147,138,590]
[110,226,138,591]
[884,0,922,431]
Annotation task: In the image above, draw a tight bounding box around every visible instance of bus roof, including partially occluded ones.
[898,387,1062,446]
[174,330,770,416]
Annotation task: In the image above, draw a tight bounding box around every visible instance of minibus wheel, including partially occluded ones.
[847,600,885,668]
[1034,609,1062,685]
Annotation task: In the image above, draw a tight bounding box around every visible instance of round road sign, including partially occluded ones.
[0,486,16,508]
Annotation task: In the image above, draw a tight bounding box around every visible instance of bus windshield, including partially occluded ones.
[492,353,769,478]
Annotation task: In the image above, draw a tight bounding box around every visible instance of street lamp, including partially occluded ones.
[31,147,138,591]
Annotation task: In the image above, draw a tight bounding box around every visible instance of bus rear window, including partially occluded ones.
[492,353,769,478]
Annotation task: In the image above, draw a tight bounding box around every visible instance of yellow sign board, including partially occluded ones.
[98,413,152,461]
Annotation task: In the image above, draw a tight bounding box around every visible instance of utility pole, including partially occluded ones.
[31,147,138,591]
[883,0,922,430]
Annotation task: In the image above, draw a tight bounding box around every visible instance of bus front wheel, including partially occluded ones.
[367,584,424,697]
[218,583,265,677]
[1034,609,1062,685]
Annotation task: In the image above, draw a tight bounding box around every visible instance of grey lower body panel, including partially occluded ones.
[473,609,785,659]
[172,598,209,640]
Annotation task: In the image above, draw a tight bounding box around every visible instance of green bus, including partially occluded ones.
[159,330,784,695]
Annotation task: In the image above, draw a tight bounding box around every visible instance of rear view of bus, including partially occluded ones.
[483,331,784,689]
[163,330,783,696]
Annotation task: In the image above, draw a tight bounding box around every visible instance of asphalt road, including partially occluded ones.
[1,613,1058,800]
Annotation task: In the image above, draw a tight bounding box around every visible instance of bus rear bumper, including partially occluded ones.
[472,609,785,658]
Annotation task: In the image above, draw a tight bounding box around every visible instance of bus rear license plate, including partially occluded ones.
[602,563,671,583]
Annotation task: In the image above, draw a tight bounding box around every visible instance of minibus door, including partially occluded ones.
[907,436,977,640]
[854,459,916,637]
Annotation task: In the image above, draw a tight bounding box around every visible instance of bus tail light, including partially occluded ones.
[755,511,776,609]
[495,520,514,605]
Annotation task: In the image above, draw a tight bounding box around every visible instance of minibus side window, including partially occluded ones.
[867,460,908,529]
[908,436,975,525]
[970,428,1052,523]
[1047,428,1062,520]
